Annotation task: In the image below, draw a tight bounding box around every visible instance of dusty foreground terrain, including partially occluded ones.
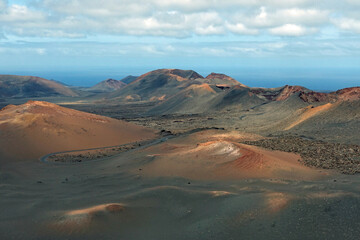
[1,128,360,239]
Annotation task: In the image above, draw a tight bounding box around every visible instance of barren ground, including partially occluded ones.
[0,98,359,240]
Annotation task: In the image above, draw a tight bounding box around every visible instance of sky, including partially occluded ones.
[0,0,360,89]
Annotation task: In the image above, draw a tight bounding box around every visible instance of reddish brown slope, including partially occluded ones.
[0,101,156,162]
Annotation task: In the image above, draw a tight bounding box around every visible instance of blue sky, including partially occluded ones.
[0,0,360,89]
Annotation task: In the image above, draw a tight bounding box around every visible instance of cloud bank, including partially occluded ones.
[0,0,359,38]
[0,0,359,68]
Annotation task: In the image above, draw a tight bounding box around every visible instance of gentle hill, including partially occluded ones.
[0,101,156,162]
[87,79,127,93]
[141,130,323,180]
[0,75,78,98]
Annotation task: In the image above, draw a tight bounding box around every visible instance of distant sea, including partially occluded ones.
[4,67,360,91]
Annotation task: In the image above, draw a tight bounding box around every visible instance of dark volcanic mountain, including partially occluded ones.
[104,68,360,115]
[120,75,138,84]
[107,69,205,101]
[147,77,359,115]
[88,79,127,93]
[0,75,78,98]
[107,69,245,102]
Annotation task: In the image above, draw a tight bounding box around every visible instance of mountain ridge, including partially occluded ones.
[0,75,78,98]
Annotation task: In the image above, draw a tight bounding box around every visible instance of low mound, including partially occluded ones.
[51,203,124,233]
[66,203,124,218]
[0,101,156,162]
[0,75,77,97]
[265,192,292,213]
[140,130,326,180]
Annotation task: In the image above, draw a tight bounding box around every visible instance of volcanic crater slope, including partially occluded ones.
[0,100,156,162]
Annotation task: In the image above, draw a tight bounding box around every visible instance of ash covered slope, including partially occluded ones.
[0,75,78,98]
[283,97,360,144]
[0,101,156,162]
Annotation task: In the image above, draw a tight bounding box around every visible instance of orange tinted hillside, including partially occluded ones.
[0,101,156,162]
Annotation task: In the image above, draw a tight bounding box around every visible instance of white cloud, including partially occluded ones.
[269,24,315,36]
[262,0,313,7]
[252,7,272,28]
[275,8,329,25]
[333,18,360,33]
[226,23,259,35]
[233,7,329,29]
[0,0,358,39]
[0,4,45,22]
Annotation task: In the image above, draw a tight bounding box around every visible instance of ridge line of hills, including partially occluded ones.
[0,69,359,116]
[1,69,358,99]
